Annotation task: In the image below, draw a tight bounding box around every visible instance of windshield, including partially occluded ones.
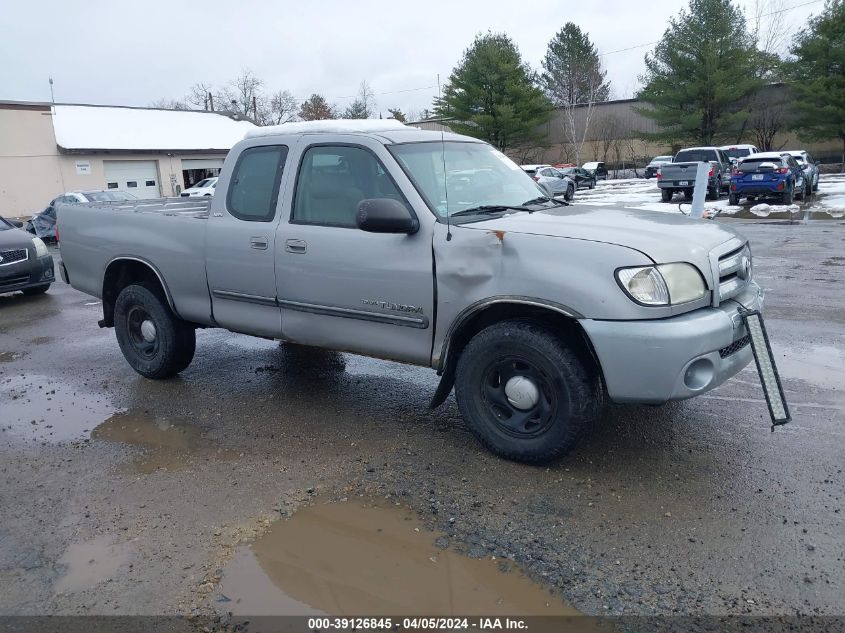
[194,179,212,188]
[738,157,784,172]
[390,142,548,220]
[724,148,752,159]
[83,191,138,202]
[675,150,717,163]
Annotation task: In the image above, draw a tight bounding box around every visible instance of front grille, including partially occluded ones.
[0,274,30,289]
[719,335,750,359]
[0,248,28,266]
[716,243,751,303]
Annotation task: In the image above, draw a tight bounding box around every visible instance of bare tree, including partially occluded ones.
[269,90,298,124]
[149,98,189,110]
[750,97,788,151]
[344,81,376,119]
[749,0,790,76]
[186,82,214,110]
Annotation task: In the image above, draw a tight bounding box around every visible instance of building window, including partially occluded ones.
[145,180,156,187]
[126,181,138,188]
[107,182,118,189]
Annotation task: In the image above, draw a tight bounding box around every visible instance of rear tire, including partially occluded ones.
[22,284,50,296]
[661,188,673,202]
[589,179,596,189]
[729,193,739,205]
[454,320,600,463]
[114,284,196,379]
[565,184,575,201]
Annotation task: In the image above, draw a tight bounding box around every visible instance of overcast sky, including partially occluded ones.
[0,0,822,118]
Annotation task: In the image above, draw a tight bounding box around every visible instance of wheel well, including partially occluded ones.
[430,302,604,409]
[100,259,171,327]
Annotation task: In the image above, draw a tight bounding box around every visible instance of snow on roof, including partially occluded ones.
[52,104,257,151]
[244,118,411,139]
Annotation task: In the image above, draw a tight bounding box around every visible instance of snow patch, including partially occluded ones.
[53,105,256,151]
[244,119,410,138]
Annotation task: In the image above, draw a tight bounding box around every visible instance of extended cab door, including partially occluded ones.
[205,143,291,337]
[275,138,435,365]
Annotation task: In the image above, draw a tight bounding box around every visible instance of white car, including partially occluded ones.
[520,165,576,201]
[786,150,820,193]
[181,177,218,197]
[719,144,759,164]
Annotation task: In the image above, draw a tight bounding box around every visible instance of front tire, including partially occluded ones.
[454,320,599,463]
[22,284,50,296]
[589,179,595,189]
[114,284,196,379]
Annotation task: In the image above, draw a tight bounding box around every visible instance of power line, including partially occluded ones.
[599,0,823,57]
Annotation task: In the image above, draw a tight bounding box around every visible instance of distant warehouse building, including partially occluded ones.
[0,100,256,217]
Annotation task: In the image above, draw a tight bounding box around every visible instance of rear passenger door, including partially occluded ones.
[275,139,435,365]
[206,144,290,337]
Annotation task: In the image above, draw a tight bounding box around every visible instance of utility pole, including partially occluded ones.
[48,77,55,103]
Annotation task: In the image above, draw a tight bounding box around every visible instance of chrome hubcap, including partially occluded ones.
[140,319,157,342]
[504,376,540,410]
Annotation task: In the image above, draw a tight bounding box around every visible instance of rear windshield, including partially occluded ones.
[675,150,717,163]
[650,156,672,163]
[724,148,751,159]
[738,157,784,172]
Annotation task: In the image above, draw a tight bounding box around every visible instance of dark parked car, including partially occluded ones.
[729,152,806,205]
[645,156,673,178]
[581,161,608,180]
[557,167,596,189]
[0,216,55,296]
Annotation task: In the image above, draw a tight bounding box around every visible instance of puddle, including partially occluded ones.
[92,411,236,474]
[773,344,845,391]
[0,375,117,443]
[29,335,54,345]
[54,534,133,594]
[218,498,579,616]
[0,351,25,363]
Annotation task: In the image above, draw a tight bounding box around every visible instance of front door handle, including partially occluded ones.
[250,236,268,250]
[285,239,307,254]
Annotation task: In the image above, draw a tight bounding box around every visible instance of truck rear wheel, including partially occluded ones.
[114,284,196,379]
[661,189,672,202]
[454,320,599,463]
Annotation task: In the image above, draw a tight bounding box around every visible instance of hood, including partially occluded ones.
[0,225,33,248]
[461,205,744,274]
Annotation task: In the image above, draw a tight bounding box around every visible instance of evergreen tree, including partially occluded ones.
[344,81,376,119]
[541,23,611,106]
[636,0,764,145]
[387,108,406,122]
[784,0,845,168]
[435,32,552,151]
[299,94,335,120]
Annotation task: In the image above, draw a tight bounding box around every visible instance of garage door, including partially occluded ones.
[103,160,160,199]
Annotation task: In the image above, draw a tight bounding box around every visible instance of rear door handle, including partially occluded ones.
[250,236,268,250]
[285,239,307,254]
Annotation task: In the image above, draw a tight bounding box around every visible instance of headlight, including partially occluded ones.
[616,263,706,306]
[32,237,49,258]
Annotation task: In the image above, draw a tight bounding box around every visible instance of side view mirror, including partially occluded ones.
[356,198,419,234]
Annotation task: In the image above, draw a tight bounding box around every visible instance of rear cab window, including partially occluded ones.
[227,145,289,222]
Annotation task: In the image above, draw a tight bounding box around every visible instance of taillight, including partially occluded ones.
[777,167,789,174]
[708,167,714,177]
[532,176,540,182]
[656,169,662,179]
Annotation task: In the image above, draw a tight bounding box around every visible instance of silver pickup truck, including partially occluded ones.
[658,147,733,202]
[58,120,763,462]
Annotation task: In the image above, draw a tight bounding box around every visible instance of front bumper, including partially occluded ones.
[0,253,54,294]
[581,281,763,404]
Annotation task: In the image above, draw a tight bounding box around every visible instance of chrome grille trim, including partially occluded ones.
[0,248,28,266]
[710,239,751,306]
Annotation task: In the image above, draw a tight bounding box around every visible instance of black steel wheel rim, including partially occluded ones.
[126,306,159,360]
[480,355,558,438]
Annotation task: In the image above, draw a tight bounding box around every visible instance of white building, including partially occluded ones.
[0,100,256,217]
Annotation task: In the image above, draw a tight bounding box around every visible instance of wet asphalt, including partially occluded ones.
[0,218,843,618]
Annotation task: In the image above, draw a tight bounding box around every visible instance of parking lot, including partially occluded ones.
[1,180,844,619]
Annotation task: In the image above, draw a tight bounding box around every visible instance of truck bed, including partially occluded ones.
[57,198,213,325]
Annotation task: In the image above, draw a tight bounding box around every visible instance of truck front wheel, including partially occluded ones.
[114,284,196,379]
[454,320,599,463]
